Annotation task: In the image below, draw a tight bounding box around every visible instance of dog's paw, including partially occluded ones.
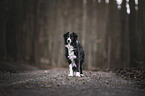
[68,74,73,76]
[80,74,84,77]
[76,72,80,77]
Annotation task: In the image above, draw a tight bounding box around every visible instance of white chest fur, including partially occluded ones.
[65,44,76,60]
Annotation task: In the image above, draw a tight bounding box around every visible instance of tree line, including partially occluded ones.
[0,0,145,70]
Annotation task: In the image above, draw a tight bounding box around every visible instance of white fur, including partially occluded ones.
[80,74,84,77]
[65,44,76,63]
[68,64,73,76]
[66,38,82,77]
[66,44,78,76]
[76,72,80,77]
[67,37,71,43]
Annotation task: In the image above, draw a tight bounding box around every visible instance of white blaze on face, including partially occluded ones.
[67,35,71,44]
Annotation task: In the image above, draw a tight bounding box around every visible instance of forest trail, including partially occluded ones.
[0,68,145,96]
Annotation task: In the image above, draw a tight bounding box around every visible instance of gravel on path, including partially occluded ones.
[0,69,145,96]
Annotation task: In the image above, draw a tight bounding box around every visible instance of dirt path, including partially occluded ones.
[0,69,145,96]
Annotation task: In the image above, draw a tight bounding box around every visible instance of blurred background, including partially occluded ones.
[0,0,145,71]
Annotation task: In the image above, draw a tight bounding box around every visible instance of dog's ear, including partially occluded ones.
[63,32,69,38]
[72,32,78,39]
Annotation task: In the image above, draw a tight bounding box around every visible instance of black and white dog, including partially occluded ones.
[64,32,85,77]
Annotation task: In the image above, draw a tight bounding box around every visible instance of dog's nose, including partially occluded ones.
[67,38,71,43]
[68,40,70,43]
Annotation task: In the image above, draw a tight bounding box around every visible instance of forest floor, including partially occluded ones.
[0,62,145,96]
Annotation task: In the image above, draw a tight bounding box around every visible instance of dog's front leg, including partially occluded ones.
[76,72,80,77]
[73,59,80,77]
[76,63,81,77]
[68,64,73,76]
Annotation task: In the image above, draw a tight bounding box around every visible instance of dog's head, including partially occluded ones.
[63,32,78,45]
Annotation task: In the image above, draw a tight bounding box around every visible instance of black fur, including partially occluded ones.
[64,32,85,75]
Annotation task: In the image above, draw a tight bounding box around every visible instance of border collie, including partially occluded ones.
[63,32,85,77]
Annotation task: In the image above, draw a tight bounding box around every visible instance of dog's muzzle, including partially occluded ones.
[67,38,71,43]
